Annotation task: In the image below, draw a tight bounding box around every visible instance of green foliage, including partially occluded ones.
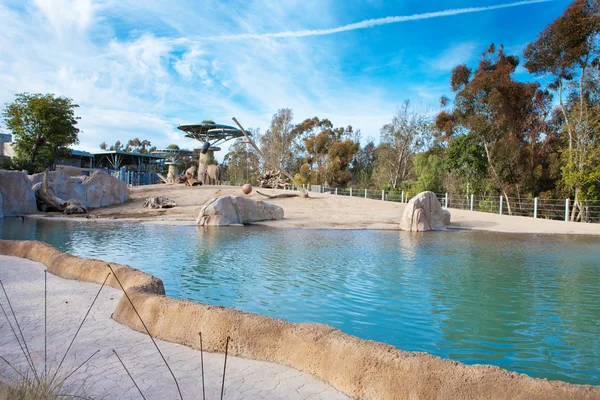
[408,153,443,193]
[99,138,155,154]
[3,93,80,173]
[166,143,180,150]
[225,137,261,185]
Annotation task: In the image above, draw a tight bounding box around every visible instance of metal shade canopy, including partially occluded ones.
[177,123,251,149]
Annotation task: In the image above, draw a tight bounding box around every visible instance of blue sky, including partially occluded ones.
[0,0,571,159]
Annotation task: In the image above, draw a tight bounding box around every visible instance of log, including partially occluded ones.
[34,170,87,214]
[256,191,299,199]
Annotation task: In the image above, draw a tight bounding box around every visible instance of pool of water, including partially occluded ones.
[1,217,599,385]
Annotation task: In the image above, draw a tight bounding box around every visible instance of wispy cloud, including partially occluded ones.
[203,0,552,40]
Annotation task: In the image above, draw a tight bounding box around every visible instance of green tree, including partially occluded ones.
[409,153,443,194]
[524,0,600,219]
[373,101,432,189]
[437,44,552,214]
[444,134,489,193]
[259,109,297,171]
[225,136,261,185]
[3,93,80,172]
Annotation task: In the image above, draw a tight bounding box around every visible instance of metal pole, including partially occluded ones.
[364,189,367,199]
[445,193,448,208]
[499,195,503,215]
[401,191,404,203]
[565,199,569,222]
[534,197,538,219]
[381,190,385,201]
[470,194,474,211]
[350,188,352,197]
[335,188,337,195]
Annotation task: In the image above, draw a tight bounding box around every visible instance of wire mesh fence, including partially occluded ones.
[290,184,600,224]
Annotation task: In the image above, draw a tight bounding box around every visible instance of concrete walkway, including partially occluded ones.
[0,255,348,399]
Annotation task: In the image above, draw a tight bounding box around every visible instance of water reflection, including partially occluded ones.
[1,218,599,384]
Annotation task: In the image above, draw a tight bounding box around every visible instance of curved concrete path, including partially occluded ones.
[0,255,349,399]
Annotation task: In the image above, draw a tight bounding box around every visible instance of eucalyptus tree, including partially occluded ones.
[374,100,432,189]
[436,44,552,214]
[524,0,600,218]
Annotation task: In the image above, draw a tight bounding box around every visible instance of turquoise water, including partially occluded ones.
[1,217,599,385]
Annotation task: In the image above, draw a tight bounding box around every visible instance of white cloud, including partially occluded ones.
[201,0,552,40]
[0,0,552,162]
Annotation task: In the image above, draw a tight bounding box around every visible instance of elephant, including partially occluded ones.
[198,164,220,185]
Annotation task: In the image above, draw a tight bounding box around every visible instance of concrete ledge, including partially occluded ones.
[1,240,598,400]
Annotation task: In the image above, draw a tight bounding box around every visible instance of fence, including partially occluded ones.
[116,169,160,186]
[287,184,600,224]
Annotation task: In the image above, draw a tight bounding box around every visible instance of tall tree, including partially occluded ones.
[524,0,600,219]
[3,93,80,173]
[374,101,431,189]
[259,109,297,171]
[224,133,261,185]
[437,44,551,214]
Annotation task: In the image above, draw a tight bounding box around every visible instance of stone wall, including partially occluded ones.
[0,240,597,400]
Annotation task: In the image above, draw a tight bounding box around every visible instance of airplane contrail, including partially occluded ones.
[204,0,551,40]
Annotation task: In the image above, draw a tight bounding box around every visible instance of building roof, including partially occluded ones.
[91,150,165,159]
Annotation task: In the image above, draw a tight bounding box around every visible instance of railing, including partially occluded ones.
[116,169,160,186]
[286,184,600,223]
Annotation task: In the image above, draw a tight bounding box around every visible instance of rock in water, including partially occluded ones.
[84,170,129,209]
[399,191,450,232]
[143,196,177,209]
[197,196,284,226]
[242,183,252,194]
[0,170,37,216]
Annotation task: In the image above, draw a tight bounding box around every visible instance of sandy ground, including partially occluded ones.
[0,255,348,400]
[32,184,600,235]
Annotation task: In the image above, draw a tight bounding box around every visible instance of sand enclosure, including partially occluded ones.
[32,184,600,235]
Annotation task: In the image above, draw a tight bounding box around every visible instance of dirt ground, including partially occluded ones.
[34,184,600,235]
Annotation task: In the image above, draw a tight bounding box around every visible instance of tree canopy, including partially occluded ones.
[2,93,80,173]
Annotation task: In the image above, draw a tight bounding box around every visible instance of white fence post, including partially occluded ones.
[470,194,474,211]
[499,195,503,215]
[534,197,538,219]
[365,189,367,198]
[401,191,404,203]
[350,188,353,197]
[445,193,448,208]
[565,199,569,222]
[382,190,385,201]
[335,188,338,195]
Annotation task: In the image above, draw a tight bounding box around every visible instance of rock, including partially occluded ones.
[197,196,284,226]
[29,170,86,204]
[0,192,3,219]
[442,209,451,226]
[242,183,252,194]
[144,196,177,209]
[399,191,450,232]
[84,170,129,209]
[0,170,37,216]
[63,199,88,215]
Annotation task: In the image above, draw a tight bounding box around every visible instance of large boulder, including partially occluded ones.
[197,196,284,226]
[0,170,37,216]
[399,191,450,232]
[29,170,86,204]
[84,170,129,209]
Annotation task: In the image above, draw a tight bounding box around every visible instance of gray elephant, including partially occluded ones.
[198,164,220,185]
